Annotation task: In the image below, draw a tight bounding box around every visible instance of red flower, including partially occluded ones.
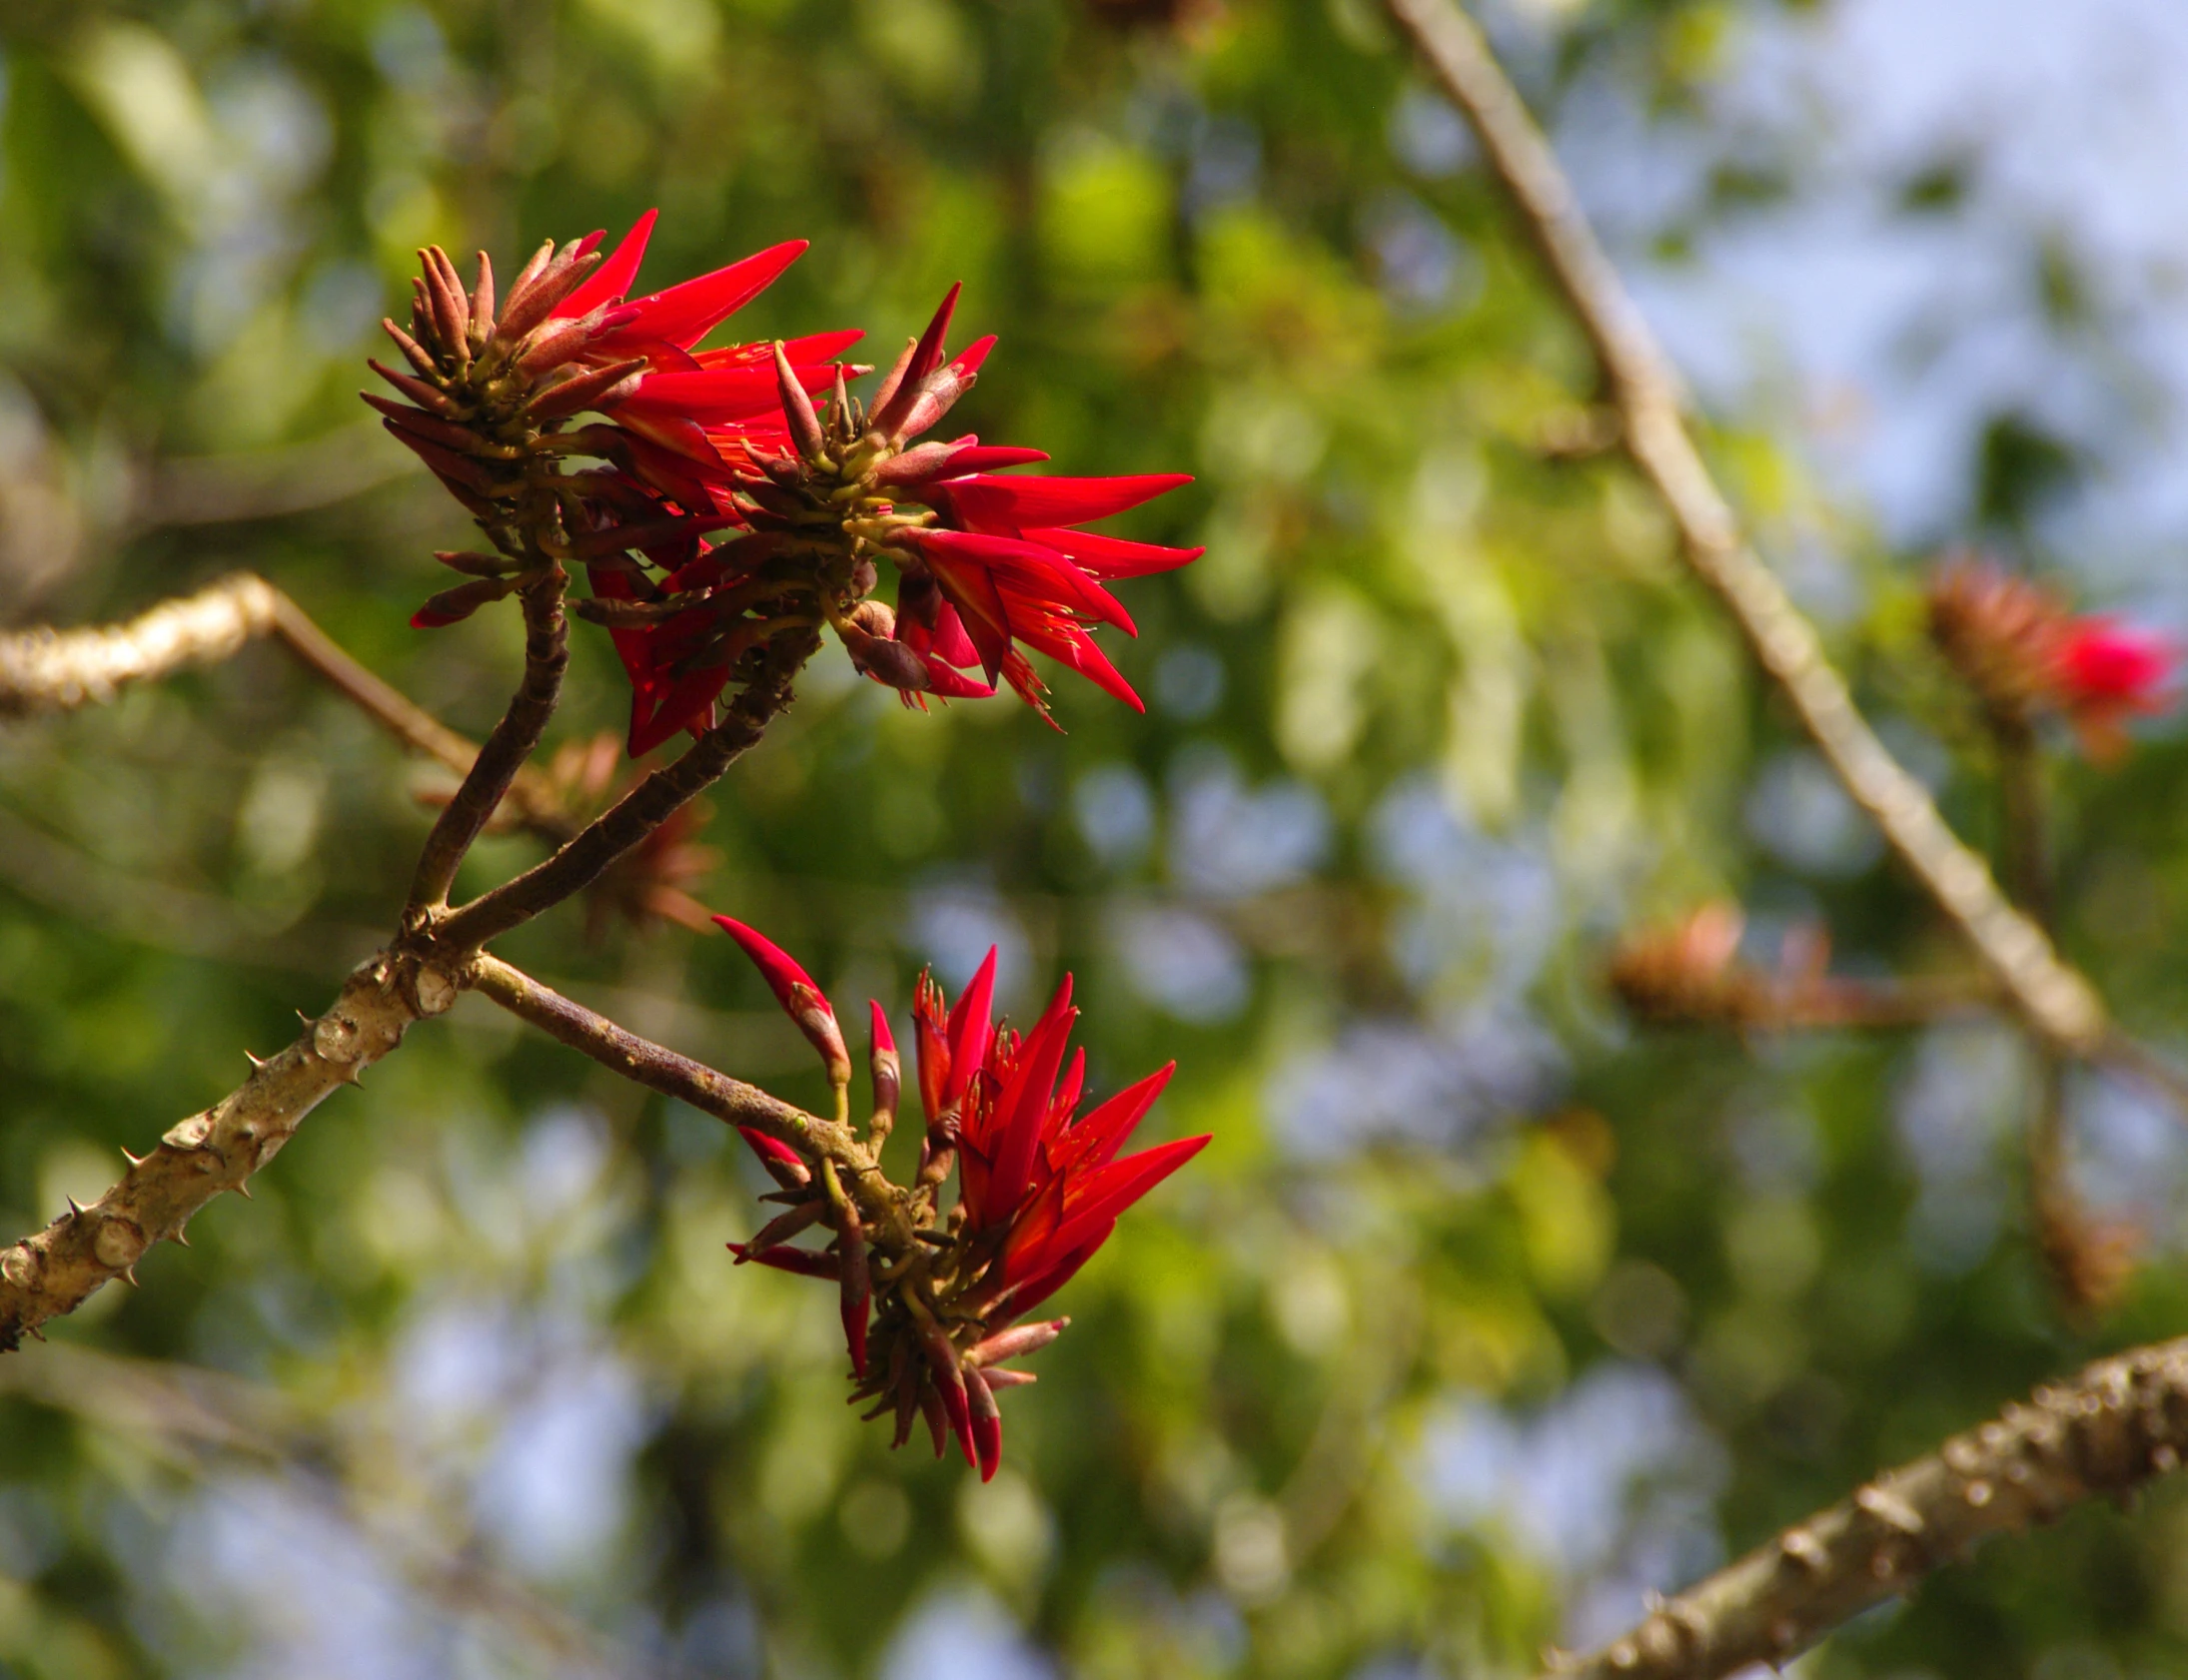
[832,287,1204,722]
[716,923,1208,1479]
[2054,618,2178,758]
[1927,556,2178,760]
[932,962,1204,1319]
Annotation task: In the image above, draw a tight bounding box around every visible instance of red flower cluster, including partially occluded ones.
[375,215,1202,755]
[713,917,1208,1479]
[1926,556,2177,758]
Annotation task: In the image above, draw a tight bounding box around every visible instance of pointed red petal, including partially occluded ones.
[1025,526,1206,579]
[612,240,808,349]
[944,948,998,1105]
[948,472,1193,529]
[555,209,657,319]
[985,978,1077,1226]
[1048,1063,1175,1178]
[1039,1135,1210,1266]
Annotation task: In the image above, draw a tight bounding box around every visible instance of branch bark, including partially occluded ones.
[1540,1337,2188,1679]
[432,627,818,954]
[1380,0,2108,1061]
[405,567,569,916]
[0,572,282,716]
[0,948,462,1350]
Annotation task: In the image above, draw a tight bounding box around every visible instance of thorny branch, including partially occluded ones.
[0,575,812,1346]
[1381,0,2110,1063]
[0,948,460,1350]
[1539,1337,2188,1680]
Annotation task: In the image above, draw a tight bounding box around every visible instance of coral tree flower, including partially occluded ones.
[714,920,1208,1480]
[1926,555,2177,759]
[377,220,1201,754]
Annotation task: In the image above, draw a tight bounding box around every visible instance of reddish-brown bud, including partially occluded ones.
[412,575,518,628]
[967,1317,1069,1367]
[529,356,649,421]
[772,340,828,461]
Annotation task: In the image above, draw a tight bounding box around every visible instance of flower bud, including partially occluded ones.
[711,915,853,1090]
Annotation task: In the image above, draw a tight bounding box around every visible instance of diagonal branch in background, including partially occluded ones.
[1380,0,2108,1062]
[0,572,284,717]
[1540,1336,2188,1680]
[0,572,570,836]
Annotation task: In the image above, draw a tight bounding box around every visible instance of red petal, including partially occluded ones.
[1005,1221,1115,1316]
[937,445,1049,474]
[919,528,1137,636]
[627,658,732,756]
[944,948,998,1106]
[1025,526,1206,579]
[611,240,808,349]
[985,978,1077,1227]
[692,328,866,369]
[1050,1063,1176,1177]
[947,472,1193,529]
[868,999,897,1057]
[1040,1135,1210,1265]
[1000,612,1145,712]
[555,208,657,319]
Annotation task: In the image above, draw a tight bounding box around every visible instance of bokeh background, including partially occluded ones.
[6,0,2188,1675]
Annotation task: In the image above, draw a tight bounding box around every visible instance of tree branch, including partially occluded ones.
[0,572,282,716]
[1539,1336,2188,1679]
[405,566,569,916]
[465,952,856,1175]
[0,948,462,1350]
[431,627,818,955]
[1381,0,2108,1061]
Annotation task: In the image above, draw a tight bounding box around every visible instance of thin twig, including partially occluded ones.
[0,572,282,716]
[432,628,818,954]
[265,589,571,838]
[466,954,902,1238]
[1381,0,2108,1060]
[405,566,569,916]
[1539,1336,2188,1679]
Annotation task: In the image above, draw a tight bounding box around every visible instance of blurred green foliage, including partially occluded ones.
[4,1,2188,1677]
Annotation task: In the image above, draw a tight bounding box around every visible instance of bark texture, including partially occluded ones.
[0,572,280,716]
[1543,1338,2188,1679]
[0,950,460,1349]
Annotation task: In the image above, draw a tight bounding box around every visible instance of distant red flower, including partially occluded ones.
[716,924,1208,1479]
[1926,556,2177,759]
[2054,618,2177,758]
